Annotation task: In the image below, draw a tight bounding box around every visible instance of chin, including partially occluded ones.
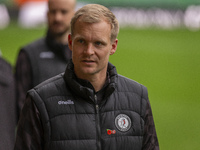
[81,69,96,75]
[50,27,68,36]
[53,30,66,37]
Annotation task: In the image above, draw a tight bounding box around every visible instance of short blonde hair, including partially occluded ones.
[70,4,119,42]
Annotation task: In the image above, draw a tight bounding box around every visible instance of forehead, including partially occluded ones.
[48,0,75,10]
[73,19,111,40]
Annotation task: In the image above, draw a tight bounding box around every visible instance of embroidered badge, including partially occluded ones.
[115,114,131,132]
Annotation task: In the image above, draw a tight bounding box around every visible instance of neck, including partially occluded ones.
[89,74,107,92]
[76,72,107,92]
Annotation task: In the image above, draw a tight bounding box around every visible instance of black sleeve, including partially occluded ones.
[142,98,159,150]
[14,95,44,150]
[15,50,33,118]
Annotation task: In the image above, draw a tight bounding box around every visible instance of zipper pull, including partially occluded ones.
[96,104,99,113]
[94,94,97,104]
[94,95,99,113]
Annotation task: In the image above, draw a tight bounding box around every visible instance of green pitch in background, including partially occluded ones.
[0,22,200,150]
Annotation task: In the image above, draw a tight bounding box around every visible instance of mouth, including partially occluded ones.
[52,22,63,28]
[82,60,95,65]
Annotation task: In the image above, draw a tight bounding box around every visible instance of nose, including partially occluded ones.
[54,12,62,21]
[84,43,95,55]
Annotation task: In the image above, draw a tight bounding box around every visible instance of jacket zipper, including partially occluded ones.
[95,94,101,150]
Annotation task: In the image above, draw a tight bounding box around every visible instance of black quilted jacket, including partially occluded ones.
[28,62,148,150]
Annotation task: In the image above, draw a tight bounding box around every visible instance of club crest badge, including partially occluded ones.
[115,114,131,132]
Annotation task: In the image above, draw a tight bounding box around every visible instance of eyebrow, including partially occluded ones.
[74,34,107,42]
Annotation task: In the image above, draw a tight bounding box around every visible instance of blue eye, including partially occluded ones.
[95,42,102,46]
[78,39,84,44]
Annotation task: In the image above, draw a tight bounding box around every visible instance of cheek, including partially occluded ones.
[64,14,73,22]
[64,17,70,24]
[98,51,110,62]
[48,17,53,24]
[102,48,112,57]
[72,45,82,57]
[72,52,78,63]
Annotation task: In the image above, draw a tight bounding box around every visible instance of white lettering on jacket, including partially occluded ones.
[58,100,74,105]
[40,52,55,58]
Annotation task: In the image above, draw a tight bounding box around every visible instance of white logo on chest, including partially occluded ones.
[115,114,131,132]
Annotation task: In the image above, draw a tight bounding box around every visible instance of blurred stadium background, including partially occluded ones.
[0,0,200,149]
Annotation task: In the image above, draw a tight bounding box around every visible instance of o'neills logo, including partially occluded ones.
[115,114,131,132]
[58,100,74,105]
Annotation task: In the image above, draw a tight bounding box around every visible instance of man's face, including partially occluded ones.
[47,0,75,36]
[68,19,118,79]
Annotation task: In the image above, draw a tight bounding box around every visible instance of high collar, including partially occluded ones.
[64,60,118,103]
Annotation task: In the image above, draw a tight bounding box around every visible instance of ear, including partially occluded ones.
[110,39,118,55]
[68,34,73,51]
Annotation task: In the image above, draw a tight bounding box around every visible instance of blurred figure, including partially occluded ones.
[0,53,17,150]
[14,0,48,28]
[15,0,76,118]
[0,0,10,29]
[184,5,200,30]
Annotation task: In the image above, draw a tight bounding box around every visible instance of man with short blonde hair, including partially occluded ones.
[70,4,119,42]
[15,4,159,150]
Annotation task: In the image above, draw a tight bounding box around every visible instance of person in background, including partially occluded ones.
[15,0,76,118]
[0,54,17,150]
[14,4,159,150]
